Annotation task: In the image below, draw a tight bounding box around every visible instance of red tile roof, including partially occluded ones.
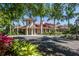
[14,23,68,30]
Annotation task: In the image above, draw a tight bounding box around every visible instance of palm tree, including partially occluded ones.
[32,4,47,34]
[64,4,76,32]
[25,4,47,35]
[23,4,36,35]
[48,3,63,35]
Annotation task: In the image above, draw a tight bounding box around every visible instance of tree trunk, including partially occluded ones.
[54,19,56,35]
[40,17,43,34]
[31,21,33,35]
[68,19,70,33]
[68,19,70,29]
[26,21,28,35]
[10,25,12,35]
[16,26,19,35]
[13,22,15,34]
[33,17,36,35]
[33,22,35,35]
[9,19,12,35]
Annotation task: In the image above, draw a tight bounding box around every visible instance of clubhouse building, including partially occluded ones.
[14,18,68,35]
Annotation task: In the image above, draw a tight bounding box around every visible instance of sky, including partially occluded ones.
[35,6,79,25]
[15,5,79,26]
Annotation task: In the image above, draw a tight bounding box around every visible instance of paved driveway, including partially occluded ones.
[9,35,79,50]
[9,35,79,55]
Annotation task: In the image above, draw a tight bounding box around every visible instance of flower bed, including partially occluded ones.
[0,32,42,56]
[0,32,13,55]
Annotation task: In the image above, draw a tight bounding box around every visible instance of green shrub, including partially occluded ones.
[7,31,16,35]
[42,32,49,35]
[62,30,69,34]
[55,32,62,35]
[10,39,42,56]
[0,28,4,33]
[42,30,62,35]
[42,30,55,35]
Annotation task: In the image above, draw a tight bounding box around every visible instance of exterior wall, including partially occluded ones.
[14,25,68,35]
[14,18,68,35]
[36,29,41,34]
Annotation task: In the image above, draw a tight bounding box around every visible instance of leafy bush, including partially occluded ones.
[7,31,16,35]
[42,32,49,35]
[55,32,62,35]
[10,39,42,56]
[63,24,77,34]
[42,30,55,35]
[42,30,62,35]
[0,29,3,32]
[0,33,13,55]
[62,30,70,34]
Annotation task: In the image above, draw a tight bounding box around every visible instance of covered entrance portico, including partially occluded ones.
[26,28,34,35]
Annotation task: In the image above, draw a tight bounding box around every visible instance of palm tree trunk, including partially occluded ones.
[54,19,56,35]
[68,19,70,28]
[25,27,27,35]
[68,19,70,33]
[9,19,12,35]
[33,20,35,35]
[16,26,19,35]
[26,21,28,35]
[13,22,15,34]
[10,25,12,35]
[40,17,43,34]
[33,22,35,35]
[31,22,33,35]
[33,17,36,35]
[16,21,19,35]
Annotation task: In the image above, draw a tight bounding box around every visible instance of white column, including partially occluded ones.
[31,22,33,35]
[31,28,33,35]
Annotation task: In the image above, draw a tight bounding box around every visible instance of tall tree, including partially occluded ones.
[25,4,47,34]
[0,3,26,35]
[23,4,37,35]
[48,3,63,34]
[64,4,76,32]
[32,4,47,34]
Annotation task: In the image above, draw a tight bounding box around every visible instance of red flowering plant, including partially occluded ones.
[0,32,14,55]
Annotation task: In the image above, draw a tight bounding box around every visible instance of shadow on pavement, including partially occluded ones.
[13,36,79,56]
